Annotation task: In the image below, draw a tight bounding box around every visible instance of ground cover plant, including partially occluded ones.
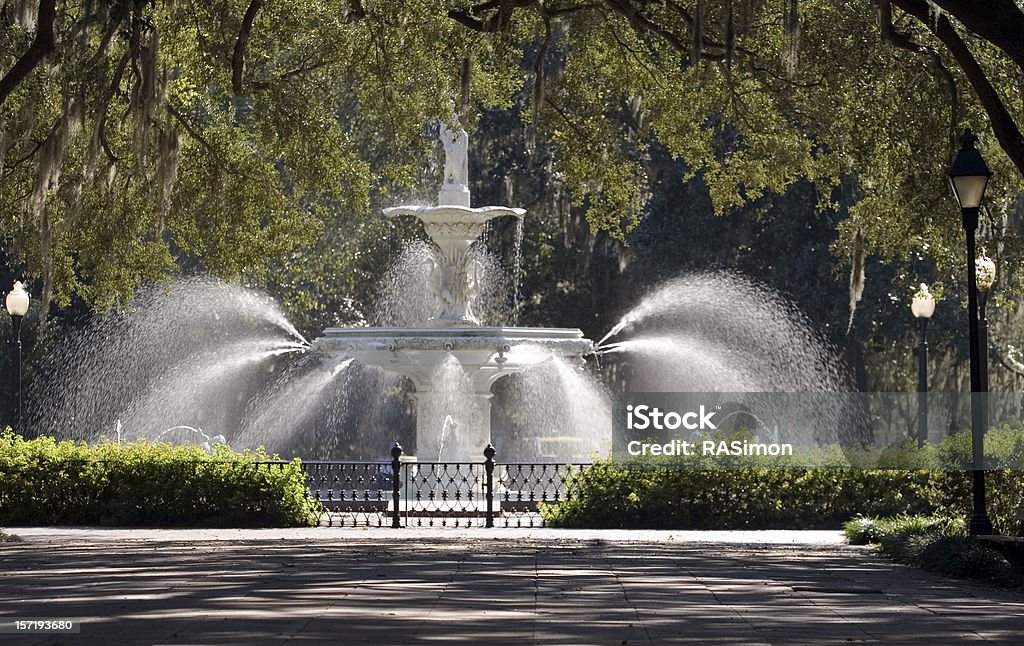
[0,430,322,527]
[845,515,1024,588]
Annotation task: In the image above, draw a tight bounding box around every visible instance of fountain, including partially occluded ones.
[312,124,593,462]
[27,123,857,466]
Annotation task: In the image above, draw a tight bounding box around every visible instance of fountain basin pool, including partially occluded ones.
[313,326,594,461]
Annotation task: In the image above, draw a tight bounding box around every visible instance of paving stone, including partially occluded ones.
[1,528,1022,644]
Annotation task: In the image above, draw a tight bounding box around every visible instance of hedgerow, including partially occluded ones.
[0,431,321,527]
[543,426,1024,531]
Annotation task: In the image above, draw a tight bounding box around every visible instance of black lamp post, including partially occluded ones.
[948,128,993,536]
[911,284,935,448]
[5,281,29,436]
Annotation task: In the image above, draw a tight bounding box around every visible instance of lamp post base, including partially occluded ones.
[970,512,993,536]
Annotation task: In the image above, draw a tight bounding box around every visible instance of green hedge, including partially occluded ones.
[0,431,322,527]
[542,464,932,529]
[916,427,1024,535]
[542,427,1024,531]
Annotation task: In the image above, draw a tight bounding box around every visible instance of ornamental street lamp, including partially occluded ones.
[948,128,993,536]
[911,284,936,448]
[5,281,29,435]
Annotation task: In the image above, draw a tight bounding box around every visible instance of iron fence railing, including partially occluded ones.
[302,461,395,527]
[296,444,594,528]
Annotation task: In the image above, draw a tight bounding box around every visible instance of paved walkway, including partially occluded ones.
[1,528,1022,644]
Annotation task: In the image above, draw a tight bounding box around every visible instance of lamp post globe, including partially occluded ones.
[5,281,29,436]
[911,283,936,320]
[949,129,993,536]
[976,256,996,293]
[5,281,29,318]
[911,284,935,448]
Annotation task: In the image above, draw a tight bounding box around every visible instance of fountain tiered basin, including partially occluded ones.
[312,125,594,461]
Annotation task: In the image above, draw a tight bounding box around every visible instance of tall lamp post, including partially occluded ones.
[948,129,993,536]
[5,281,29,435]
[911,284,936,448]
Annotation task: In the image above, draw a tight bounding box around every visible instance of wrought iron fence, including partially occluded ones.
[302,461,394,527]
[495,462,591,527]
[296,444,594,528]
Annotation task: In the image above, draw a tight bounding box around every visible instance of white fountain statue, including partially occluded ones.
[313,123,593,462]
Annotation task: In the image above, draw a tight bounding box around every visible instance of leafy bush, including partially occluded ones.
[543,426,1024,531]
[920,425,1024,535]
[0,431,321,527]
[844,514,1019,586]
[844,514,964,545]
[542,462,931,529]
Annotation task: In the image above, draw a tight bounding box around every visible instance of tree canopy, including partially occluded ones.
[1,0,1023,322]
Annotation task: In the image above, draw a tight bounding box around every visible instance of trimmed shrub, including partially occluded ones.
[542,463,931,529]
[920,425,1024,536]
[0,431,321,527]
[542,427,1024,531]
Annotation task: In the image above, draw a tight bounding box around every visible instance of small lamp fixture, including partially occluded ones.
[976,256,996,293]
[948,129,993,211]
[5,281,29,318]
[911,283,936,320]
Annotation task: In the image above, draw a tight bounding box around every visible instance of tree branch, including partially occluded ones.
[549,3,602,17]
[874,1,959,148]
[527,7,553,150]
[166,104,229,171]
[604,0,688,53]
[447,0,537,33]
[928,0,1024,73]
[249,59,335,91]
[0,0,57,107]
[97,50,133,165]
[232,0,265,96]
[893,0,1024,177]
[875,0,927,55]
[345,0,366,22]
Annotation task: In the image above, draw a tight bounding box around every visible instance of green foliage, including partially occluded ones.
[3,1,1024,319]
[0,431,321,527]
[542,460,932,529]
[916,425,1024,536]
[844,514,1020,586]
[844,514,965,545]
[922,469,1024,536]
[543,426,1024,532]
